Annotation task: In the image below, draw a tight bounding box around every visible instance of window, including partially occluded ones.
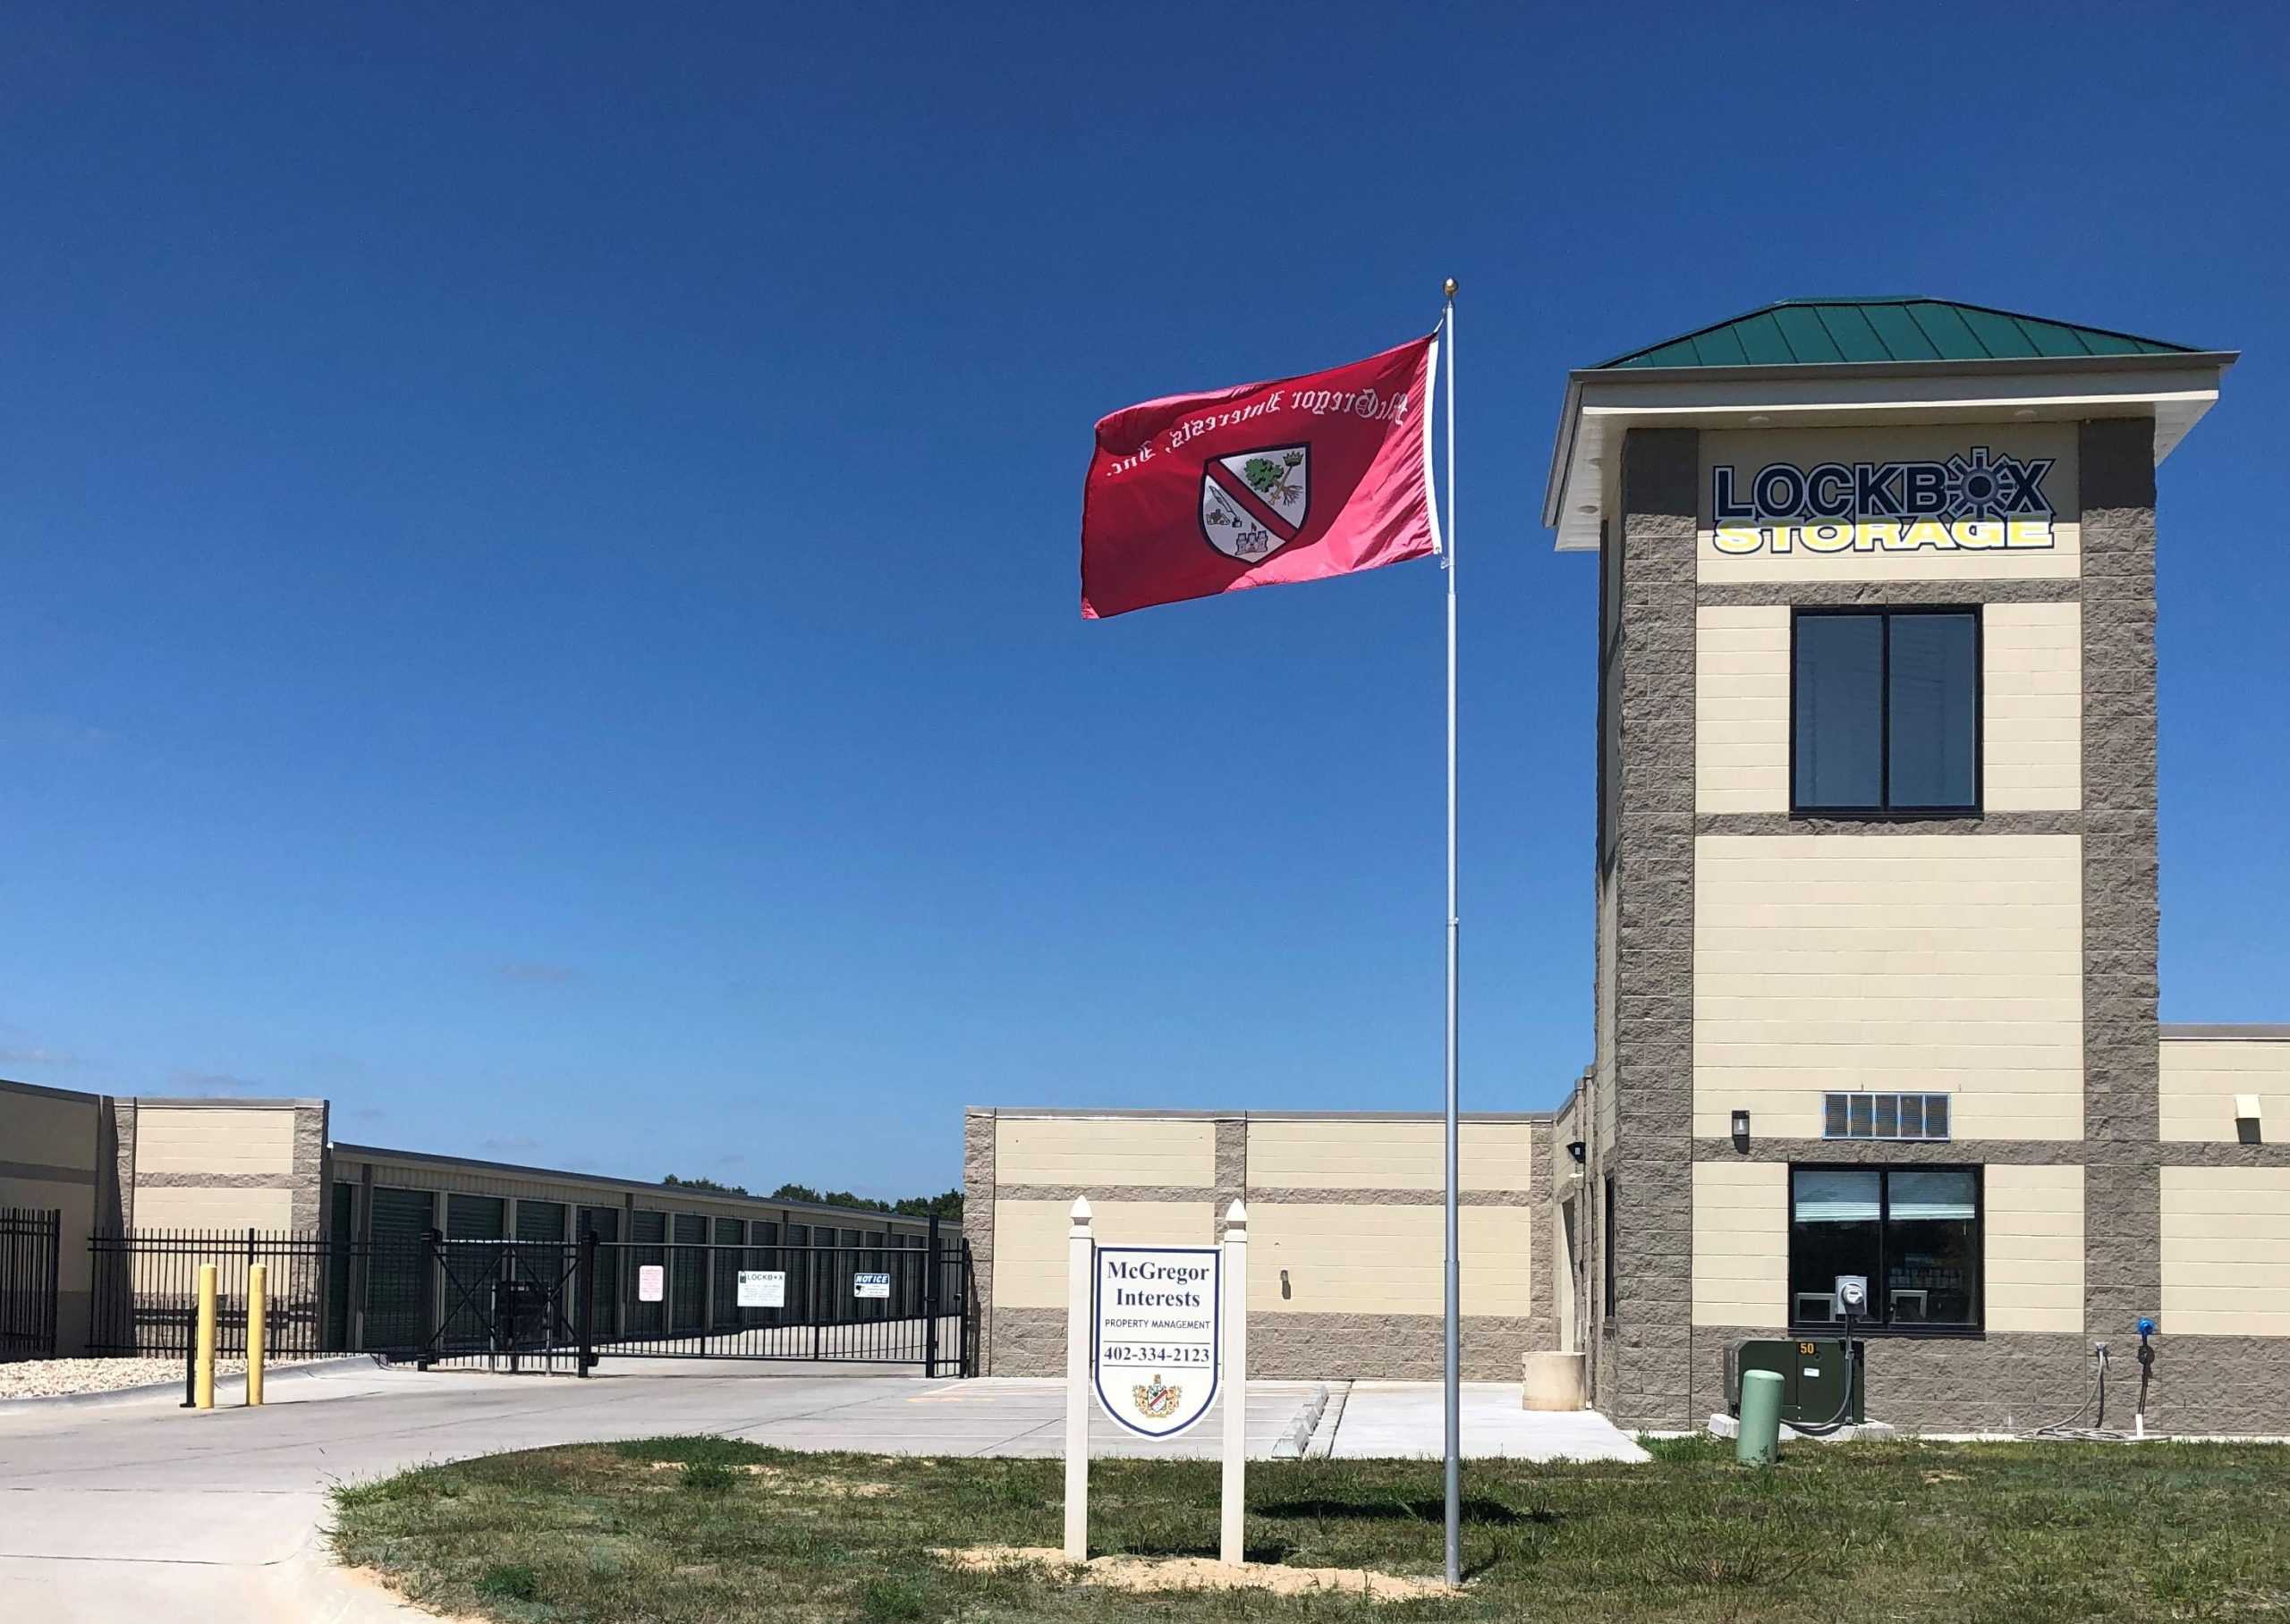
[1793,609,1980,815]
[1824,1092,1952,1141]
[1790,1166,1980,1332]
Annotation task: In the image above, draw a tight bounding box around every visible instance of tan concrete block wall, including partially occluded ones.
[1245,1202,1530,1317]
[132,1106,298,1175]
[0,1086,102,1171]
[1982,602,2082,812]
[1690,1161,1787,1327]
[1696,423,2081,584]
[1695,606,1791,815]
[995,1117,1214,1188]
[2160,1038,2290,1143]
[1245,1120,1532,1192]
[1983,1164,2084,1332]
[991,1198,1213,1309]
[132,1185,297,1231]
[2161,1167,2290,1336]
[1694,833,2084,1139]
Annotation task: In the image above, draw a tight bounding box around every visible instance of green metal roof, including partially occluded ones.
[1596,298,2201,370]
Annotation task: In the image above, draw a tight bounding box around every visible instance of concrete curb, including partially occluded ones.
[1269,1382,1330,1459]
[1302,1379,1352,1459]
[0,1354,391,1416]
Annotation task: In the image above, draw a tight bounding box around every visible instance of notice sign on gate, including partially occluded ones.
[1093,1245,1220,1438]
[852,1272,891,1299]
[736,1271,785,1308]
[637,1265,666,1303]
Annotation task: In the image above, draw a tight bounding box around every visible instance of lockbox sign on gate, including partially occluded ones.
[736,1270,785,1309]
[1093,1245,1220,1438]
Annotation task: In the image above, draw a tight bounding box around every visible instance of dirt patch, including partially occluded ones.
[645,1462,894,1497]
[339,1564,489,1622]
[930,1545,1458,1602]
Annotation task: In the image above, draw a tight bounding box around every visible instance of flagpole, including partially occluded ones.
[1439,275,1461,1590]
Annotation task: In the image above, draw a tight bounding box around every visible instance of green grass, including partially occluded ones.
[329,1434,2290,1622]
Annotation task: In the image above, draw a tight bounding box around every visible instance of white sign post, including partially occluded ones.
[1219,1200,1248,1565]
[1064,1198,1094,1562]
[1061,1197,1249,1568]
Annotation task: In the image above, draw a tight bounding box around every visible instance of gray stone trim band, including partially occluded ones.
[1211,1118,1247,1241]
[996,1184,1220,1205]
[1694,1140,2280,1163]
[1696,810,2084,839]
[114,1101,137,1234]
[963,1110,997,1373]
[1610,425,1701,1427]
[2080,415,2162,1344]
[991,1183,1539,1208]
[1688,1327,2289,1435]
[1691,1138,2290,1168]
[291,1102,327,1232]
[1697,579,2080,608]
[1245,1187,1537,1207]
[0,1160,96,1186]
[133,1171,307,1189]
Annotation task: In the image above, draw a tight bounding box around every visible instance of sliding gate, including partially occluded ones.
[413,1221,972,1377]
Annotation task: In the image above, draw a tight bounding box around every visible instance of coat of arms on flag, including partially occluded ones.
[1081,332,1440,617]
[1200,446,1310,562]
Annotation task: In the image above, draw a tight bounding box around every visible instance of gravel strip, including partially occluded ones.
[0,1355,326,1400]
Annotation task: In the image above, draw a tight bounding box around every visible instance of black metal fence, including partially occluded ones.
[87,1229,333,1358]
[85,1222,977,1377]
[1,1207,61,1362]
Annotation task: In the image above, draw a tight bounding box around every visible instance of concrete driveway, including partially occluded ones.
[0,1358,1641,1620]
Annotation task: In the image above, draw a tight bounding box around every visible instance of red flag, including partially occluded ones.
[1081,333,1441,618]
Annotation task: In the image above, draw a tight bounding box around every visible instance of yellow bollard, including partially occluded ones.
[194,1264,218,1410]
[246,1263,267,1407]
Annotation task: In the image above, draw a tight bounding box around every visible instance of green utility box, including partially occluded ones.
[1727,1339,1865,1426]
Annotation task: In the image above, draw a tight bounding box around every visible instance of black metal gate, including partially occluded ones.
[411,1216,973,1376]
[1,1207,61,1361]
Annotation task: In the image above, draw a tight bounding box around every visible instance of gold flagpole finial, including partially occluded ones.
[1443,277,1457,300]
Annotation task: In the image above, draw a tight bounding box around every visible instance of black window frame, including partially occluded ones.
[1786,1163,1985,1337]
[1789,606,1984,819]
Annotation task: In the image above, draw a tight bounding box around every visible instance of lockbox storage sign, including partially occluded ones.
[1093,1245,1221,1438]
[736,1271,785,1309]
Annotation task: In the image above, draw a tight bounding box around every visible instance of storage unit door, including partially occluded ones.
[365,1188,436,1353]
[671,1214,708,1333]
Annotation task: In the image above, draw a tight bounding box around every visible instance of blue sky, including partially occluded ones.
[4,4,2285,1199]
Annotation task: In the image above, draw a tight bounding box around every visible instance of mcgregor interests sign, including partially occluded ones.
[1709,444,2057,555]
[1093,1246,1222,1438]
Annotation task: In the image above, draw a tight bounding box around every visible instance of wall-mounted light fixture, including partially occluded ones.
[1565,1139,1587,1165]
[2235,1094,2264,1146]
[1730,1109,1751,1151]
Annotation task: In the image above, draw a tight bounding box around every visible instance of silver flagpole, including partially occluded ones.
[1439,275,1461,1589]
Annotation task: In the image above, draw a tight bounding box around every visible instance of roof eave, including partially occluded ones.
[1539,349,2239,541]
